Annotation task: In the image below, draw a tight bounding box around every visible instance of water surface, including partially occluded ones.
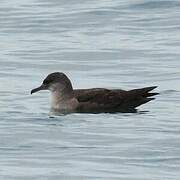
[0,0,180,179]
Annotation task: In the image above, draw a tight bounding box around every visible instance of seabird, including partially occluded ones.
[31,72,158,114]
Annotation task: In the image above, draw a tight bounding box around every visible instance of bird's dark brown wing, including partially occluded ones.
[74,88,121,102]
[74,86,158,113]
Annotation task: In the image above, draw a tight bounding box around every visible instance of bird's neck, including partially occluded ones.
[50,89,78,112]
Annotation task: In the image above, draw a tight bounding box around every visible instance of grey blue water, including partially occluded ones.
[0,0,180,179]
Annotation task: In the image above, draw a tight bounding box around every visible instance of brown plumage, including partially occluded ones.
[74,87,158,113]
[31,72,159,114]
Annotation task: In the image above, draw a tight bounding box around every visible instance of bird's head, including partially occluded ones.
[31,72,73,95]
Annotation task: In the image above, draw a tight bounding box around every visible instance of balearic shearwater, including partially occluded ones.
[31,72,158,114]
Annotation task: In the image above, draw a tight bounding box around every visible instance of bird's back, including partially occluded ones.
[74,86,158,113]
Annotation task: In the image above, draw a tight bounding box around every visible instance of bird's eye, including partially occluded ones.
[43,79,52,84]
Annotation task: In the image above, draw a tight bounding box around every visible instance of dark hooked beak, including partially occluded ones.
[31,84,47,94]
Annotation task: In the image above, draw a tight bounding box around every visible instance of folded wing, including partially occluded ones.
[74,86,158,113]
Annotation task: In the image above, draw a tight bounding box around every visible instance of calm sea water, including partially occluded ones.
[0,0,180,179]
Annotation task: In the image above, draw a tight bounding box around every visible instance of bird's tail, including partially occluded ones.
[123,86,159,109]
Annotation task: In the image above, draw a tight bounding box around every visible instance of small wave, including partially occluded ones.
[160,90,180,94]
[131,1,180,10]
